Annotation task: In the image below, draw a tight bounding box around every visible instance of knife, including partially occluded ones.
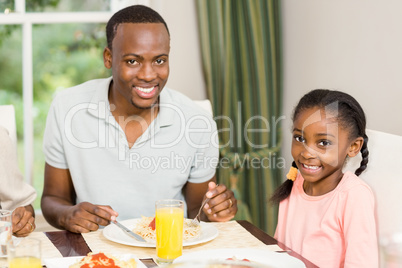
[111,220,147,242]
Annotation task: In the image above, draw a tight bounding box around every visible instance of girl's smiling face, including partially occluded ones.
[291,107,363,195]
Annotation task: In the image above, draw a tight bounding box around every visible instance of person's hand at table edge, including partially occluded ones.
[203,182,237,222]
[59,202,118,233]
[12,205,36,237]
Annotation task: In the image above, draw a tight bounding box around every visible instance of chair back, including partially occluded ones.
[344,129,402,238]
[0,105,17,148]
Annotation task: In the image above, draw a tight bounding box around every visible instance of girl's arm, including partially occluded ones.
[343,184,378,267]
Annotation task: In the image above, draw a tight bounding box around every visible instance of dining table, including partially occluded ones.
[0,220,318,268]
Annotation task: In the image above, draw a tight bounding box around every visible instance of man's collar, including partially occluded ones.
[87,77,112,119]
[157,88,175,127]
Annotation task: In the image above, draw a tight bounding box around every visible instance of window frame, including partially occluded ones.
[0,0,148,184]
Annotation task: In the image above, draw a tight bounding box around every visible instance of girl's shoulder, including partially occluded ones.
[337,171,375,197]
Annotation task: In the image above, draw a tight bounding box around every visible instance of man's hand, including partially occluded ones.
[61,202,118,233]
[203,182,237,222]
[12,205,35,237]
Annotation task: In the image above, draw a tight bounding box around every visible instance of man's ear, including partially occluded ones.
[103,47,112,69]
[347,136,364,157]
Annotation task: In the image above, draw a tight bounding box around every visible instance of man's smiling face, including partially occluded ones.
[105,22,170,110]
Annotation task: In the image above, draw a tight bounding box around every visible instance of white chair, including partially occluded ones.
[344,129,402,264]
[0,105,17,148]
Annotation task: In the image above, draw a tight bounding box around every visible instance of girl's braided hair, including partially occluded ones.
[270,89,369,204]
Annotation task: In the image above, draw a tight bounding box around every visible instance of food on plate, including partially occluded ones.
[226,257,250,262]
[223,257,268,268]
[132,216,201,241]
[69,252,136,268]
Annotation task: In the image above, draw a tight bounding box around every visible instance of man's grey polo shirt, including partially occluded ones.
[43,77,219,219]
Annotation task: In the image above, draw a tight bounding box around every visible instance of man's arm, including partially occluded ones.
[41,163,118,233]
[184,175,237,222]
[184,177,211,220]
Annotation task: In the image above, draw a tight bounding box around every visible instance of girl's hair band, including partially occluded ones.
[286,161,298,181]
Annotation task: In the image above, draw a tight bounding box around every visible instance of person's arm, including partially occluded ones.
[41,163,118,233]
[343,185,378,267]
[184,175,237,222]
[184,178,210,220]
[11,204,35,237]
[0,126,37,212]
[183,111,237,221]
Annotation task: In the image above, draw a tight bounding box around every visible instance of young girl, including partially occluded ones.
[272,89,378,267]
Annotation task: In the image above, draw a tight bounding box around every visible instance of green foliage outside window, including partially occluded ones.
[0,0,61,46]
[0,0,111,209]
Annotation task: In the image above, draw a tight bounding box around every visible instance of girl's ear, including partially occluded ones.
[347,137,364,157]
[103,47,112,69]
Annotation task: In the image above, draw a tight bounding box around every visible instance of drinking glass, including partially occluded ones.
[155,199,184,265]
[7,238,41,268]
[0,210,12,257]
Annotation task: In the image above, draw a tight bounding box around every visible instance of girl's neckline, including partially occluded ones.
[297,172,351,200]
[302,172,344,197]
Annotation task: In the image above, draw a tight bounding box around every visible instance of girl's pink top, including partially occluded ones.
[275,171,378,267]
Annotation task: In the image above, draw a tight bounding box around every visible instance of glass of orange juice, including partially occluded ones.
[155,199,184,265]
[7,238,41,268]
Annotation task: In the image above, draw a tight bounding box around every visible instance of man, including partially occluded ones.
[41,5,237,233]
[0,126,36,236]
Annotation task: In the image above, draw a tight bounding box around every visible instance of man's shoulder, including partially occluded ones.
[162,87,193,104]
[162,88,213,117]
[52,77,110,103]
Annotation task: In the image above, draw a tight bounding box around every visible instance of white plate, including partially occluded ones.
[43,253,146,268]
[103,218,218,248]
[174,248,306,268]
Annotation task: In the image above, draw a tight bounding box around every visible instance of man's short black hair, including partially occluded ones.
[106,5,170,50]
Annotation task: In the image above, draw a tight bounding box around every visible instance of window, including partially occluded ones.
[0,0,148,209]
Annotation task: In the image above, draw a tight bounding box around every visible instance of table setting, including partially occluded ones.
[0,201,317,268]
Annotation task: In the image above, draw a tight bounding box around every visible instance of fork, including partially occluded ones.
[189,198,210,227]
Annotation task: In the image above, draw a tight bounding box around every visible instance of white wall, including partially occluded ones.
[281,0,402,170]
[150,0,402,170]
[152,0,207,100]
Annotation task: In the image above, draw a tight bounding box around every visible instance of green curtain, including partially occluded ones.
[196,0,283,234]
